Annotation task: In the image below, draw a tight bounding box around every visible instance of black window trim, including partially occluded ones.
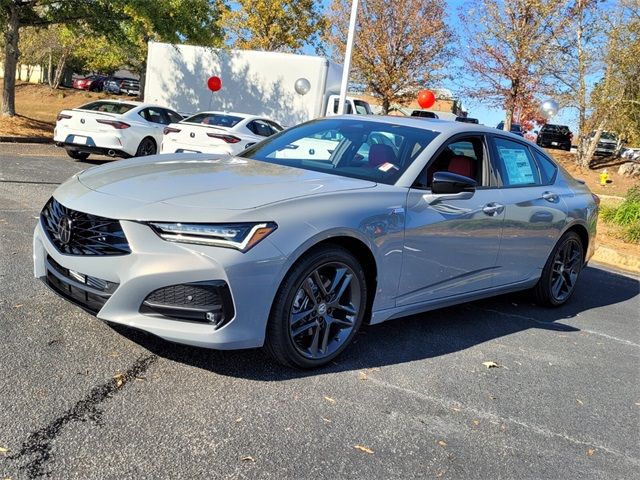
[411,132,498,191]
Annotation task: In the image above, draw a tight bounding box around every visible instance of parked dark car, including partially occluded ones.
[411,110,439,119]
[536,124,573,151]
[456,117,479,124]
[496,121,524,137]
[120,78,140,96]
[72,75,106,91]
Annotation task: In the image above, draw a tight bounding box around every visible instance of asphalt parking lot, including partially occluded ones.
[1,143,639,479]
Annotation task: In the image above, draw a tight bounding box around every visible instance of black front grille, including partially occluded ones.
[40,197,130,256]
[44,256,119,314]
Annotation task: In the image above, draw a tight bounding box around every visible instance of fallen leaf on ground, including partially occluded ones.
[354,445,374,454]
[482,361,501,369]
[322,417,331,423]
[13,304,22,308]
[241,456,255,462]
[113,373,124,387]
[437,440,447,447]
[0,446,8,453]
[235,417,243,422]
[500,424,507,433]
[587,448,596,456]
[323,396,336,403]
[576,399,584,405]
[452,407,461,412]
[359,371,368,381]
[472,420,481,426]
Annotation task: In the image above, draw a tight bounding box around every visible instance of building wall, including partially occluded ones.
[0,64,45,83]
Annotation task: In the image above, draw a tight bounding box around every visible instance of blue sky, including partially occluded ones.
[317,0,578,131]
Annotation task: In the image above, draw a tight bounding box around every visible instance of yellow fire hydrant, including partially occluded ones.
[600,169,609,186]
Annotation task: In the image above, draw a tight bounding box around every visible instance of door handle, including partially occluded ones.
[542,191,559,202]
[482,202,504,216]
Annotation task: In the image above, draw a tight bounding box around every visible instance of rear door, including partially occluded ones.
[398,134,505,306]
[488,135,567,286]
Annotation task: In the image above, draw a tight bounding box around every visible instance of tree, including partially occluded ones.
[545,0,604,167]
[457,0,563,131]
[325,0,451,114]
[221,0,326,52]
[0,0,224,116]
[581,1,640,166]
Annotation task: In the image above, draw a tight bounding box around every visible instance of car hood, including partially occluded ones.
[76,153,376,210]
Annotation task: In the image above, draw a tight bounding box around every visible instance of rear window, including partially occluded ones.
[183,113,243,128]
[78,101,135,114]
[533,150,558,184]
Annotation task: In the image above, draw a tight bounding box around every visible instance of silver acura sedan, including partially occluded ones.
[33,116,599,368]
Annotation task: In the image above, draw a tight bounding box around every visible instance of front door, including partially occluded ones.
[397,135,504,306]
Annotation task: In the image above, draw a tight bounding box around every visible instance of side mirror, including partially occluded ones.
[431,171,477,194]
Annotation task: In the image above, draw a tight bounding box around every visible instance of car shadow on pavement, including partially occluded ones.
[108,266,638,380]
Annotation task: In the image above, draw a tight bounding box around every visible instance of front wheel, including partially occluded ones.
[534,231,584,307]
[265,245,368,369]
[135,137,157,157]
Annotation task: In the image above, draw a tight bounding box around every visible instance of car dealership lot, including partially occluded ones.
[1,144,639,479]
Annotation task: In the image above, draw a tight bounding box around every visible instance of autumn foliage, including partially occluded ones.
[325,0,451,114]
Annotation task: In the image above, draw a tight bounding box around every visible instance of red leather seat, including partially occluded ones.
[369,144,396,167]
[447,155,476,179]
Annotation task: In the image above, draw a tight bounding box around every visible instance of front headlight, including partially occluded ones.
[148,222,277,252]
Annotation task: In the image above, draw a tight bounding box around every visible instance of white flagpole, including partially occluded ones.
[337,0,359,115]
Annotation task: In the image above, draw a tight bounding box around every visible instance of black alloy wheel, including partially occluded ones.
[266,245,367,368]
[535,231,584,307]
[136,138,157,156]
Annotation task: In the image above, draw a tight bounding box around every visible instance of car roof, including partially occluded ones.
[184,111,266,120]
[329,114,528,140]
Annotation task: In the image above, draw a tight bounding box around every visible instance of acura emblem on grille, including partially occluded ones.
[57,215,73,245]
[190,132,195,138]
[80,118,85,124]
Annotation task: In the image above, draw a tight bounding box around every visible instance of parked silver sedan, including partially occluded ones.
[33,116,599,368]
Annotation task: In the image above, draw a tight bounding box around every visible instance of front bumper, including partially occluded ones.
[33,214,286,350]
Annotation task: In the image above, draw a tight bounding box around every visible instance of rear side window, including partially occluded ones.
[78,101,135,114]
[166,110,183,124]
[492,137,541,186]
[533,150,558,184]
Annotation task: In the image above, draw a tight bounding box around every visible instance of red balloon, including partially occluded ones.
[417,90,436,109]
[207,76,222,92]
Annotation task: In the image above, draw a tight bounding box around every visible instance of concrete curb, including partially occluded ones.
[592,246,640,275]
[0,136,53,144]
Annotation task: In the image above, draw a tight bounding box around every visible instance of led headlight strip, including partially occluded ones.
[148,222,277,252]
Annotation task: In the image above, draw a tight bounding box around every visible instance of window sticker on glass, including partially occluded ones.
[498,147,535,185]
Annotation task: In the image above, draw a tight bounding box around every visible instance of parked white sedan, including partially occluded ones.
[54,100,183,160]
[160,111,283,155]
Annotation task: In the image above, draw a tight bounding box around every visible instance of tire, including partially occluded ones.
[135,137,157,157]
[534,231,584,307]
[66,150,89,161]
[265,245,368,369]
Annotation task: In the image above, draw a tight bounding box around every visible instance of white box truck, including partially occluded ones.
[144,42,372,126]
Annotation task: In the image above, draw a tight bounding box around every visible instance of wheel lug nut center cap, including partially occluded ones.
[317,303,327,315]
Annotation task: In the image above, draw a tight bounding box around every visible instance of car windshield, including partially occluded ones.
[183,113,243,128]
[600,132,617,140]
[240,118,439,185]
[511,124,522,132]
[77,101,135,114]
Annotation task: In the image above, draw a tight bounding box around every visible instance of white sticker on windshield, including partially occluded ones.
[378,162,398,172]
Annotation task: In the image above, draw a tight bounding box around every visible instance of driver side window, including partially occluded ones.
[415,136,486,189]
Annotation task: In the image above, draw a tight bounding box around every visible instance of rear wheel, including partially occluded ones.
[265,245,367,369]
[66,150,89,161]
[534,231,584,307]
[135,137,157,157]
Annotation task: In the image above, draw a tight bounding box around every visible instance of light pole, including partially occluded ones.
[337,0,359,115]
